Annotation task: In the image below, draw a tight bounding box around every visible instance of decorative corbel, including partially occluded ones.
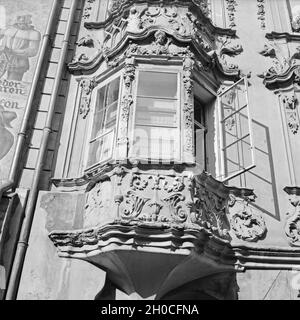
[284,186,300,247]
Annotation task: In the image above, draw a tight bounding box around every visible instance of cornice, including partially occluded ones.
[258,63,300,90]
[49,221,300,270]
[266,31,300,42]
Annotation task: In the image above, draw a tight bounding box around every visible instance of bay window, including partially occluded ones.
[81,61,253,184]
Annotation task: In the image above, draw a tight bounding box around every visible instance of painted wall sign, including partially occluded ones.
[0,0,53,181]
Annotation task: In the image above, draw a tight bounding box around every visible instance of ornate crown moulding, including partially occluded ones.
[69,28,241,85]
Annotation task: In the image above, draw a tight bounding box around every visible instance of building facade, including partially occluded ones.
[1,0,300,300]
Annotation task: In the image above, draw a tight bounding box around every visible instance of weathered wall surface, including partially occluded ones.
[17,192,105,299]
[0,0,54,181]
[237,269,300,300]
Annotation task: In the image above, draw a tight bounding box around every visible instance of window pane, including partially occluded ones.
[88,77,120,168]
[137,71,177,98]
[91,86,106,139]
[91,77,120,139]
[106,77,120,106]
[88,131,114,167]
[136,97,177,127]
[195,125,206,171]
[132,126,178,159]
[104,100,118,130]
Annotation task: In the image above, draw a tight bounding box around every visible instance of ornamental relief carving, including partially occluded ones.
[83,0,96,20]
[106,31,195,69]
[79,78,96,119]
[101,5,198,54]
[82,3,215,61]
[81,170,236,235]
[121,173,190,224]
[117,59,136,145]
[228,193,267,242]
[77,34,94,48]
[291,6,300,32]
[225,0,238,28]
[258,43,300,85]
[257,0,266,30]
[282,94,300,135]
[49,169,270,257]
[217,36,243,71]
[191,186,230,239]
[284,187,300,247]
[183,103,194,153]
[84,178,113,228]
[108,0,211,18]
[126,6,194,37]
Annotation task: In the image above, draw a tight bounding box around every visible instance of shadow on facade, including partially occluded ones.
[224,118,280,221]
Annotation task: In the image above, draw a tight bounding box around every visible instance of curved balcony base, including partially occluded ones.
[49,222,236,299]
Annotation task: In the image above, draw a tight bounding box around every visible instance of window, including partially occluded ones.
[130,70,180,162]
[87,77,120,168]
[217,77,255,183]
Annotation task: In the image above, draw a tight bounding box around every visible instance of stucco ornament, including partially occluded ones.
[121,173,188,224]
[217,36,243,71]
[284,187,300,247]
[192,186,230,238]
[258,43,300,88]
[79,78,96,118]
[291,6,300,32]
[117,59,136,146]
[257,0,266,29]
[228,193,267,242]
[282,95,299,135]
[83,0,96,20]
[77,34,94,48]
[225,0,238,28]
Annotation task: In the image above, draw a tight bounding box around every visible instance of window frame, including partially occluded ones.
[128,64,182,163]
[194,97,207,172]
[216,77,256,183]
[84,71,123,172]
